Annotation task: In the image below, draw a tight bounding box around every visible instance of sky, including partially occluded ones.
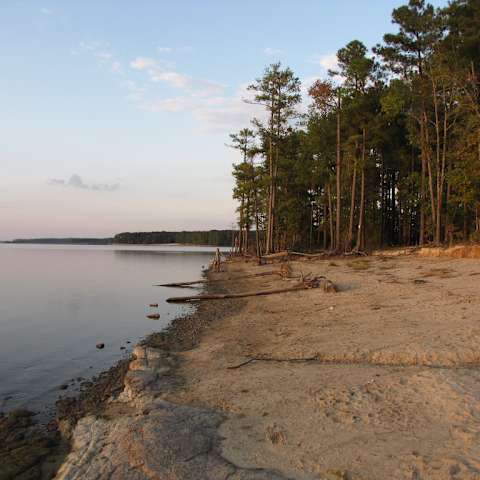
[0,0,448,240]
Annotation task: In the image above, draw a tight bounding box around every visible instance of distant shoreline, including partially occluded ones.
[2,229,235,247]
[2,238,113,245]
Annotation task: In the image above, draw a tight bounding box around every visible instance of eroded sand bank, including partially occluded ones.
[56,254,480,480]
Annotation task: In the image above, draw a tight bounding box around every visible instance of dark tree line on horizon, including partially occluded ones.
[113,230,233,246]
[230,0,480,255]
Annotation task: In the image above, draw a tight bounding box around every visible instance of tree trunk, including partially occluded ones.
[323,202,327,250]
[424,110,437,242]
[327,184,334,250]
[265,108,275,255]
[239,194,245,253]
[335,96,342,252]
[347,157,357,251]
[356,128,366,251]
[419,111,426,246]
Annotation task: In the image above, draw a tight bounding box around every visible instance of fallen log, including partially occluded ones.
[261,251,290,260]
[289,251,328,258]
[156,270,288,287]
[156,279,207,287]
[344,250,368,257]
[166,276,336,303]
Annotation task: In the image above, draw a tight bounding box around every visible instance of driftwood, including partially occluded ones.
[261,251,290,260]
[261,250,330,261]
[261,250,369,260]
[289,251,328,258]
[212,248,222,272]
[157,269,293,288]
[166,276,336,303]
[344,250,368,257]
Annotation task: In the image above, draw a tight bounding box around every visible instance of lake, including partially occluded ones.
[0,244,221,417]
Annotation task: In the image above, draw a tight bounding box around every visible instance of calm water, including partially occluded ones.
[0,244,220,417]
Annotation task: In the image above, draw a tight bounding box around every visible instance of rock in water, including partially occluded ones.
[149,303,159,307]
[96,343,105,349]
[146,314,160,320]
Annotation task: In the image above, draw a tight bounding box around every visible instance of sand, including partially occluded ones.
[54,252,480,480]
[165,254,480,479]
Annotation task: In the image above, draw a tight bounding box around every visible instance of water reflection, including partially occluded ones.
[0,244,216,416]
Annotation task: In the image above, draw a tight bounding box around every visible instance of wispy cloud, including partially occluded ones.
[129,56,225,96]
[263,47,283,56]
[156,46,193,54]
[78,41,123,74]
[312,52,338,73]
[78,43,262,132]
[96,51,113,60]
[130,56,156,70]
[48,174,120,192]
[40,7,52,15]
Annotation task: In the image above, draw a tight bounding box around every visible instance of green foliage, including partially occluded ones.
[229,0,480,252]
[113,231,234,246]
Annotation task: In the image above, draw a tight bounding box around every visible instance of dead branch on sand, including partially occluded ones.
[260,250,368,262]
[226,356,480,370]
[157,266,295,288]
[166,276,336,303]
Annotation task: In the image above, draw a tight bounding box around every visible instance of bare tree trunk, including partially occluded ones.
[445,179,451,242]
[316,202,321,246]
[323,202,327,250]
[309,200,313,252]
[355,129,366,251]
[347,154,357,251]
[327,184,334,250]
[244,178,250,254]
[238,194,245,253]
[437,84,448,244]
[356,171,366,251]
[419,112,426,246]
[335,96,342,252]
[265,108,274,255]
[432,75,444,245]
[424,110,437,242]
[252,183,261,259]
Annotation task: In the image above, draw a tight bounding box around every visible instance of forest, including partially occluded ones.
[230,0,480,255]
[113,230,234,246]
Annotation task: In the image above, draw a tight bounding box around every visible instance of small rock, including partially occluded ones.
[96,343,105,349]
[59,384,69,390]
[149,303,159,307]
[146,313,160,320]
[120,346,126,350]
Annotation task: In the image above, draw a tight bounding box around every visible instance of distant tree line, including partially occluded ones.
[8,238,113,245]
[113,230,234,246]
[230,0,480,255]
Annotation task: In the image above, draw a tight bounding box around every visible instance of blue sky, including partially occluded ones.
[0,0,448,239]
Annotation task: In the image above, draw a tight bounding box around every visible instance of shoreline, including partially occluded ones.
[1,263,234,480]
[5,252,480,479]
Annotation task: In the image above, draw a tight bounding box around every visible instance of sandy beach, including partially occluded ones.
[52,252,480,479]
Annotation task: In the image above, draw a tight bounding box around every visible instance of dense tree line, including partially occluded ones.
[8,238,113,245]
[231,0,480,254]
[113,230,234,246]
